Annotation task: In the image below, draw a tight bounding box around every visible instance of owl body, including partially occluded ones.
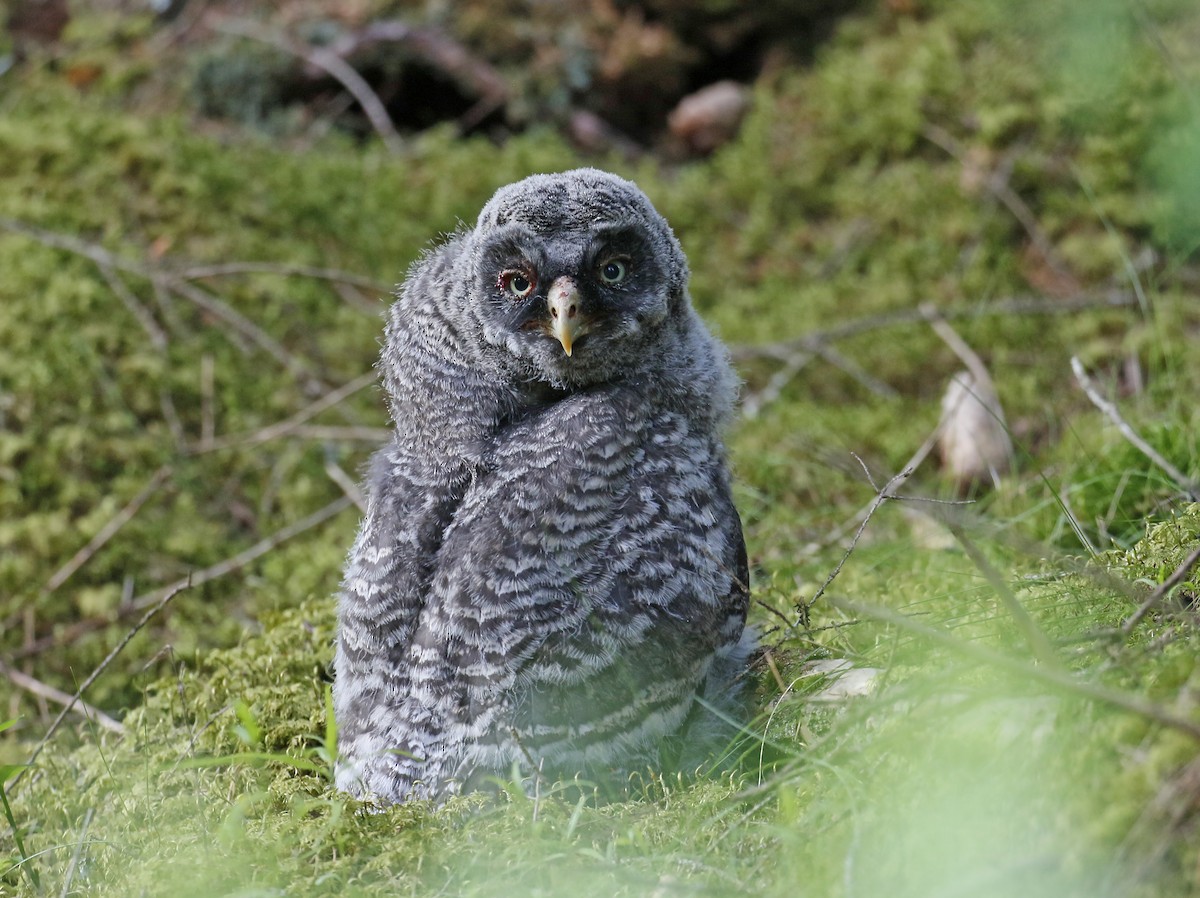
[334,169,752,803]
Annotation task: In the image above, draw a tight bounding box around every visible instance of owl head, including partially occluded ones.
[465,168,690,389]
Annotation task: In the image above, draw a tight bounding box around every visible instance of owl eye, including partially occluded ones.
[599,259,627,285]
[499,269,536,299]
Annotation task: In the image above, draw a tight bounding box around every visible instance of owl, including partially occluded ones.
[333,168,754,804]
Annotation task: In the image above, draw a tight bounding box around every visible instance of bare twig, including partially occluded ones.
[177,261,390,293]
[11,497,356,660]
[730,292,1136,363]
[831,595,1200,743]
[1070,356,1200,501]
[98,265,168,351]
[324,454,367,513]
[125,496,355,613]
[217,20,403,154]
[193,371,378,453]
[0,662,124,734]
[12,581,192,790]
[285,425,391,443]
[200,353,215,451]
[328,20,508,131]
[799,459,914,624]
[40,466,172,597]
[0,216,327,395]
[164,277,326,394]
[1123,544,1200,636]
[922,125,1074,283]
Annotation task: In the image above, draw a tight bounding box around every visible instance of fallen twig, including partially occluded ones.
[0,216,328,395]
[40,466,172,597]
[98,264,168,351]
[1123,543,1200,636]
[11,497,356,659]
[798,457,914,625]
[1070,356,1200,502]
[0,662,124,734]
[178,261,390,293]
[11,581,193,791]
[193,371,378,453]
[217,20,403,153]
[730,292,1137,363]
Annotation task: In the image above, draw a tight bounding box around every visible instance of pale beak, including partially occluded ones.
[546,276,588,356]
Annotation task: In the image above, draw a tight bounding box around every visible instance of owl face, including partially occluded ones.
[467,169,687,389]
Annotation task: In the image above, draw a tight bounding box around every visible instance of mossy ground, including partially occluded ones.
[3,1,1200,896]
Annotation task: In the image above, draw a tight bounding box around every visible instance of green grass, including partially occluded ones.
[3,0,1200,895]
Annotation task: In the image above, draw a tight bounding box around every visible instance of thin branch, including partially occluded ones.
[11,581,192,790]
[98,264,168,351]
[1123,544,1200,635]
[1070,356,1200,501]
[0,216,327,395]
[799,460,914,624]
[11,497,356,660]
[193,371,378,453]
[831,596,1200,743]
[177,261,390,293]
[217,20,403,154]
[324,454,367,513]
[162,276,326,394]
[730,292,1137,363]
[40,466,172,596]
[125,496,355,613]
[0,662,124,734]
[922,125,1074,283]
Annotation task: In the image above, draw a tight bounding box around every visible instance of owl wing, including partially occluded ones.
[333,237,503,800]
[405,383,748,791]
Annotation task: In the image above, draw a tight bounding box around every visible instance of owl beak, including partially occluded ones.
[546,276,589,356]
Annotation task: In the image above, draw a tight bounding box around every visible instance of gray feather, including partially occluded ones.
[333,168,753,804]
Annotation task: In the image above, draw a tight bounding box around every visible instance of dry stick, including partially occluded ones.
[217,20,403,154]
[831,595,1200,742]
[0,662,124,734]
[730,292,1136,363]
[1070,355,1200,502]
[125,496,355,613]
[40,466,172,596]
[11,581,192,790]
[946,524,1063,669]
[11,497,356,660]
[324,455,367,513]
[163,276,326,395]
[0,217,327,395]
[287,425,391,443]
[194,370,378,453]
[803,426,945,558]
[97,264,169,351]
[922,125,1074,282]
[1123,543,1200,636]
[178,261,390,293]
[800,462,915,624]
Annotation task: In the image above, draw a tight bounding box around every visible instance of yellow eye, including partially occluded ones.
[500,270,535,299]
[600,260,627,285]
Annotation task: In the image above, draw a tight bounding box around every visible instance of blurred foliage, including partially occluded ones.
[2,0,1200,895]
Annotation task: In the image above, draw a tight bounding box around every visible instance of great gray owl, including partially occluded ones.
[333,168,753,804]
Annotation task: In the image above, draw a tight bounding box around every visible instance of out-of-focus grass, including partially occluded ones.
[3,0,1200,895]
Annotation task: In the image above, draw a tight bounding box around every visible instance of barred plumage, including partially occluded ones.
[333,168,753,804]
